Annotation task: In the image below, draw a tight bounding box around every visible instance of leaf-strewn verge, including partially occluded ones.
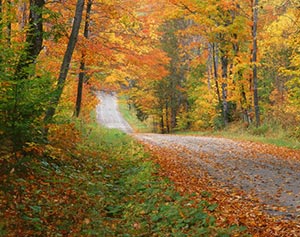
[141,142,300,237]
[0,123,249,236]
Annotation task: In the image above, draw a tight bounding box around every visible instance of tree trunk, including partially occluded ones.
[19,2,28,30]
[165,101,170,133]
[6,0,11,44]
[241,85,251,124]
[75,58,85,117]
[212,43,221,104]
[171,105,177,130]
[27,0,44,58]
[252,0,260,127]
[44,0,84,125]
[0,1,3,39]
[221,54,229,126]
[15,0,45,79]
[159,108,164,134]
[75,0,92,117]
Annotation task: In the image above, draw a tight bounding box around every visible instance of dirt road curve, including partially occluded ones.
[97,92,300,219]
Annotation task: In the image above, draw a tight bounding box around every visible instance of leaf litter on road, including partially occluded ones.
[135,134,300,237]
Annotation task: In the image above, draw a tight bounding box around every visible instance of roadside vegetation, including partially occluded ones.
[119,99,300,150]
[210,122,300,150]
[118,96,153,133]
[177,121,300,150]
[0,118,249,236]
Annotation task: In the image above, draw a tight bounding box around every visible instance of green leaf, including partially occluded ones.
[30,205,42,213]
[207,203,218,212]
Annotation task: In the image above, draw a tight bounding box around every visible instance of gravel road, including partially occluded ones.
[96,91,133,133]
[135,133,300,219]
[96,92,300,219]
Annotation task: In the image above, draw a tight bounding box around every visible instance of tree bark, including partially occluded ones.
[159,104,165,134]
[19,2,28,30]
[75,0,92,117]
[211,43,221,104]
[252,0,260,127]
[221,54,229,126]
[26,0,44,56]
[44,0,85,124]
[0,1,2,26]
[0,1,3,39]
[6,0,11,44]
[165,101,170,133]
[15,0,45,79]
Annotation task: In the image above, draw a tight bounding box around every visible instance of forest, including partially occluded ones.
[0,0,300,236]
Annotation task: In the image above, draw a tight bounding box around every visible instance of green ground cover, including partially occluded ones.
[0,120,248,236]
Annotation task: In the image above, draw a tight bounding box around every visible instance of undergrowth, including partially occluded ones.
[174,121,300,150]
[212,121,300,150]
[117,94,300,150]
[118,97,152,133]
[0,121,249,236]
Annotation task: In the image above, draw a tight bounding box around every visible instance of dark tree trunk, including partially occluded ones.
[160,110,164,134]
[0,1,3,38]
[75,58,85,117]
[0,0,3,93]
[165,101,170,133]
[75,0,92,117]
[6,0,11,44]
[241,84,251,124]
[171,105,177,130]
[212,43,221,104]
[15,0,45,79]
[44,0,84,125]
[26,0,44,57]
[252,0,260,127]
[221,54,229,126]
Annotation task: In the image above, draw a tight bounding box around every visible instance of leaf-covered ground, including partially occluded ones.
[135,133,300,236]
[96,91,300,236]
[0,125,250,236]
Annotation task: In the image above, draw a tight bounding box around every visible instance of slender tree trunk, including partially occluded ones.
[0,1,1,13]
[6,0,11,44]
[241,84,251,124]
[170,74,179,131]
[19,2,28,30]
[159,103,164,134]
[221,54,229,126]
[165,101,170,133]
[160,115,164,133]
[212,43,221,104]
[0,1,3,38]
[75,57,85,117]
[44,0,85,125]
[207,63,212,89]
[75,0,92,117]
[252,0,260,127]
[171,105,177,130]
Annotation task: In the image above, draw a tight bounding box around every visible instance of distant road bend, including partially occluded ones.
[96,92,300,220]
[96,91,133,133]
